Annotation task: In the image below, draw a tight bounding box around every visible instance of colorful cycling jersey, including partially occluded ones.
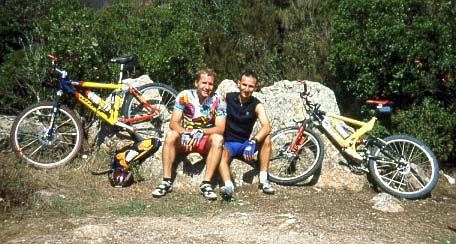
[174,89,227,129]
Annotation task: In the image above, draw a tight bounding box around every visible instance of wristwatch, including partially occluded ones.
[249,137,259,144]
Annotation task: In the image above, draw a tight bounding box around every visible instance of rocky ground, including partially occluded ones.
[1,110,456,243]
[1,174,455,244]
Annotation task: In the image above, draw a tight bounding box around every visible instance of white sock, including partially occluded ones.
[224,180,234,189]
[259,171,268,184]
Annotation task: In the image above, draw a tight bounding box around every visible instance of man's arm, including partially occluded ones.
[253,103,271,142]
[169,110,186,134]
[203,116,226,135]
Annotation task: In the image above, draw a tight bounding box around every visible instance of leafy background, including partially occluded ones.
[1,0,454,166]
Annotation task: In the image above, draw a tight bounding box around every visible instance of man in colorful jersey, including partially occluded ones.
[218,72,275,201]
[152,68,227,200]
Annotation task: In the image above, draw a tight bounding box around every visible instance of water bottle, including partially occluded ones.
[335,121,351,139]
[322,118,343,141]
[84,90,104,107]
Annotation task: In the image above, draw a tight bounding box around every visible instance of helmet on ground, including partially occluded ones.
[108,169,134,188]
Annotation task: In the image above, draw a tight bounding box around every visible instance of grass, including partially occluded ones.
[0,151,241,220]
[432,236,456,244]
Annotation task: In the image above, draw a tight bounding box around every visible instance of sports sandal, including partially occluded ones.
[199,183,217,200]
[152,181,173,197]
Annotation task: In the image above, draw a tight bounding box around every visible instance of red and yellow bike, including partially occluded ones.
[10,54,177,169]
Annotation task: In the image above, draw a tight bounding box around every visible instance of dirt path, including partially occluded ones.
[2,181,455,244]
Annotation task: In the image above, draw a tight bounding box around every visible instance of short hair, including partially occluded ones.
[240,71,258,84]
[196,67,216,81]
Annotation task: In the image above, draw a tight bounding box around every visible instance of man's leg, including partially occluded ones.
[152,130,179,197]
[198,133,224,200]
[202,133,224,181]
[218,148,232,183]
[257,135,275,194]
[218,147,235,200]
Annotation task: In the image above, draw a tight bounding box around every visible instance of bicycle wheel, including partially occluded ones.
[368,135,439,199]
[10,102,84,168]
[269,126,324,185]
[121,83,177,140]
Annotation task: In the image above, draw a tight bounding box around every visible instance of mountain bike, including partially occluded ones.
[10,54,177,169]
[268,80,439,199]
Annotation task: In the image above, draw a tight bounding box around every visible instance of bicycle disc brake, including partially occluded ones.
[38,127,57,145]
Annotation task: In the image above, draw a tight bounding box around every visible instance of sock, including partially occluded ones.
[163,178,172,184]
[259,171,268,184]
[224,180,234,190]
[202,180,211,185]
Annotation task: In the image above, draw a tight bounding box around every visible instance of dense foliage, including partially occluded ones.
[0,0,454,165]
[326,0,456,165]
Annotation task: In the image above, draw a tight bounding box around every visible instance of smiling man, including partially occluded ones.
[152,68,227,200]
[218,72,275,201]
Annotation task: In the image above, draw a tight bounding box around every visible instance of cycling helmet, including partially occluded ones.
[109,169,134,188]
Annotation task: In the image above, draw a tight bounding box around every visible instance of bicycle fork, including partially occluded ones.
[42,94,63,145]
[288,125,308,153]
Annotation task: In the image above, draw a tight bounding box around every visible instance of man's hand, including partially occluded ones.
[243,139,257,161]
[190,129,204,143]
[180,129,205,149]
[181,131,192,145]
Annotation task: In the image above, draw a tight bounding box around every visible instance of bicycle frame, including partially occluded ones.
[49,54,160,136]
[61,80,122,124]
[320,113,377,162]
[291,80,391,164]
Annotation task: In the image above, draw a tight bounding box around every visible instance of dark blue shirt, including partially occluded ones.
[224,92,261,142]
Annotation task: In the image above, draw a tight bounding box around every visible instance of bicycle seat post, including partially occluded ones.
[118,64,124,83]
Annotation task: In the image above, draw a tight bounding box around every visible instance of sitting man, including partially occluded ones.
[218,72,275,200]
[152,68,226,200]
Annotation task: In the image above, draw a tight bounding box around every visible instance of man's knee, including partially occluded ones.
[208,133,224,148]
[164,130,180,145]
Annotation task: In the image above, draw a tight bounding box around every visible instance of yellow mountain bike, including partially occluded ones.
[10,54,177,169]
[268,80,439,199]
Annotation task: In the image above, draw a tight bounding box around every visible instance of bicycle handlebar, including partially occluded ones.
[47,54,59,62]
[47,54,68,79]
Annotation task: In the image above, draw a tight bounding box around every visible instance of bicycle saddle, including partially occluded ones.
[364,99,393,106]
[110,56,138,64]
[365,99,393,113]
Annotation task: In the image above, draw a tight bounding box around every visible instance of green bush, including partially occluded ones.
[392,98,456,164]
[327,0,456,166]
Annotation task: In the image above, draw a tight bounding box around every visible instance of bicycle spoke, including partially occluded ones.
[11,102,83,168]
[27,143,44,158]
[269,127,323,185]
[369,135,439,199]
[122,83,177,140]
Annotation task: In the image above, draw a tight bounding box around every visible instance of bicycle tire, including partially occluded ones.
[121,83,177,140]
[268,126,324,185]
[368,135,439,199]
[10,102,84,168]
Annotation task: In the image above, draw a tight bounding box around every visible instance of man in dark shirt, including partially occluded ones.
[219,72,275,200]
